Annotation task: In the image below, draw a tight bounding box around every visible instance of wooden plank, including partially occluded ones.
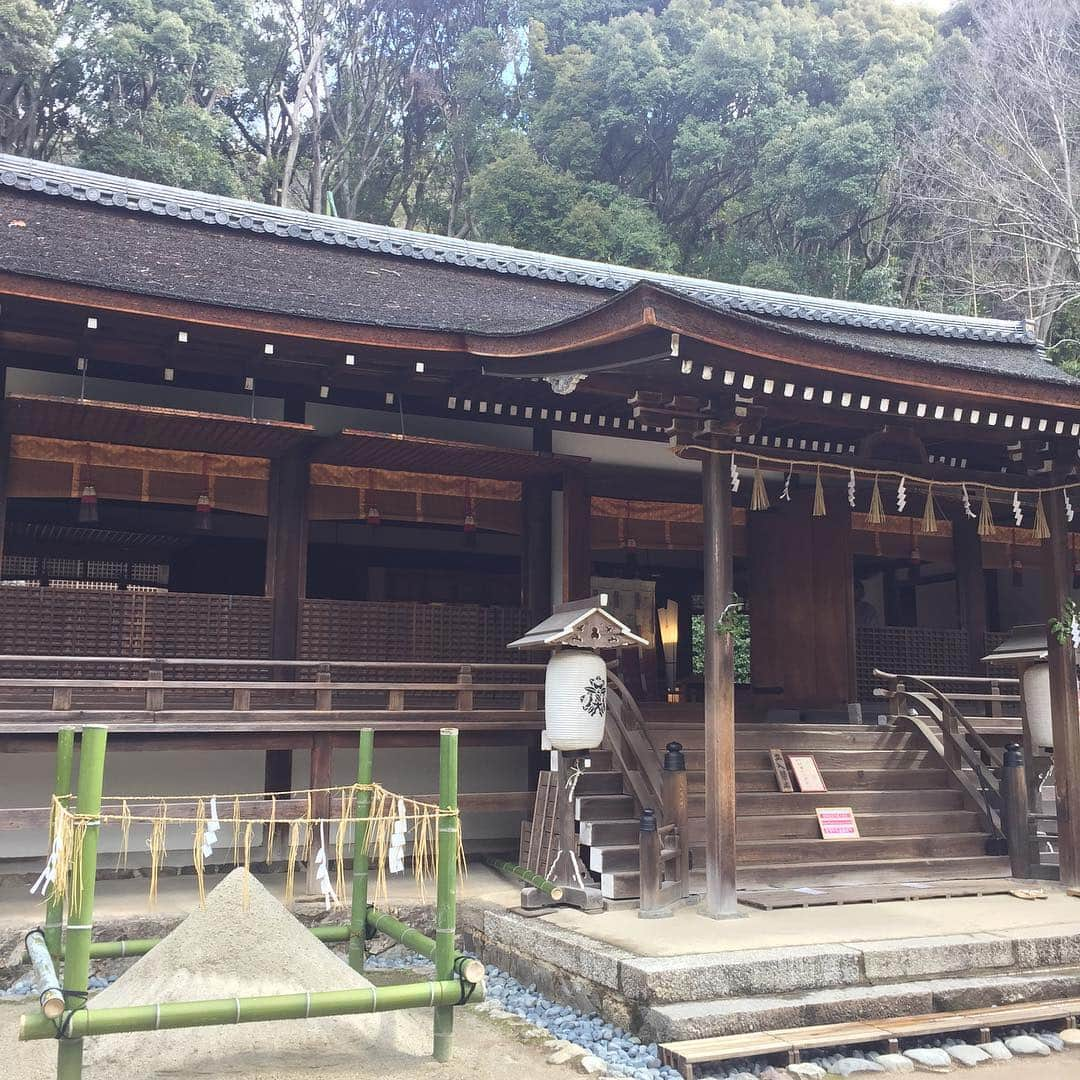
[702,448,737,917]
[769,748,794,792]
[525,772,559,876]
[737,877,1020,910]
[1042,495,1080,889]
[661,1032,793,1068]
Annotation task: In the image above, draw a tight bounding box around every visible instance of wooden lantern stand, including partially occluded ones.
[508,595,647,913]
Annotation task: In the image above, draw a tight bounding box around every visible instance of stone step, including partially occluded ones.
[733,789,966,816]
[573,771,626,796]
[646,725,912,752]
[589,843,678,873]
[640,967,1080,1042]
[705,768,953,793]
[577,794,636,821]
[601,854,1011,900]
[715,810,983,842]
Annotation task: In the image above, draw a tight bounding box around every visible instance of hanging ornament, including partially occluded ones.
[1012,490,1023,527]
[978,487,995,538]
[847,468,856,509]
[463,488,477,547]
[30,831,62,896]
[897,476,907,514]
[1010,531,1023,587]
[961,483,975,520]
[730,456,740,493]
[1066,489,1075,525]
[867,474,884,525]
[363,471,380,527]
[78,445,98,524]
[194,456,212,531]
[750,459,770,511]
[388,798,407,875]
[780,464,793,502]
[921,483,938,535]
[812,466,826,517]
[201,796,220,860]
[1033,494,1050,540]
[313,822,338,911]
[909,517,921,565]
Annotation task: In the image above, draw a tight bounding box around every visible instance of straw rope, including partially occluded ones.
[42,784,459,912]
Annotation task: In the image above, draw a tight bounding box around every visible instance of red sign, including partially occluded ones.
[816,807,860,840]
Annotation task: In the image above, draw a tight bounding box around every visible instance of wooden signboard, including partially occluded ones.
[816,807,860,840]
[788,754,827,792]
[769,748,794,792]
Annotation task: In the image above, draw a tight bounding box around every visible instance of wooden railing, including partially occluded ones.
[874,669,1008,847]
[0,655,546,733]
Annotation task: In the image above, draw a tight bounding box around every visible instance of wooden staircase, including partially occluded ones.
[579,710,1012,901]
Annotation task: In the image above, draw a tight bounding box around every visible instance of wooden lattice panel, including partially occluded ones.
[856,626,968,700]
[524,772,559,877]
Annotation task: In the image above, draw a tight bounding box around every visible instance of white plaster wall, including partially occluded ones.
[1,743,528,862]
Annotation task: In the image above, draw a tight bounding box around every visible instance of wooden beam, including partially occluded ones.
[1042,494,1080,888]
[521,476,553,616]
[562,469,592,602]
[954,518,989,674]
[265,449,310,659]
[702,448,738,916]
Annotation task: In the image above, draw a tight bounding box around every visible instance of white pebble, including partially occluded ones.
[902,1047,952,1071]
[872,1055,915,1074]
[1004,1035,1050,1057]
[945,1045,988,1067]
[975,1042,1010,1061]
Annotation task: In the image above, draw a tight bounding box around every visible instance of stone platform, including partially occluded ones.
[459,885,1080,1042]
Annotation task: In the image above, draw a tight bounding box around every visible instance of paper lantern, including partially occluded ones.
[1022,662,1054,750]
[544,647,607,750]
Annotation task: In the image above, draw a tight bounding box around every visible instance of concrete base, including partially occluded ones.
[460,890,1080,1041]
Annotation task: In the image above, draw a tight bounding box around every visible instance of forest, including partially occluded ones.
[1,0,1077,362]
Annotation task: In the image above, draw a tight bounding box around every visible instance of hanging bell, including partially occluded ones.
[1011,556,1024,588]
[194,493,212,531]
[78,483,99,524]
[1072,560,1080,591]
[366,504,381,527]
[463,511,477,533]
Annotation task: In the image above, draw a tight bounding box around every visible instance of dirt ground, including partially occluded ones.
[4,999,1080,1079]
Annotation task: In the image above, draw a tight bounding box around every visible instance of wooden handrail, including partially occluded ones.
[0,654,545,673]
[874,668,1006,841]
[605,672,663,816]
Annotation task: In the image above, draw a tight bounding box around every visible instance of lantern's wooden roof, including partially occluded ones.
[982,624,1049,664]
[313,429,585,480]
[4,395,314,458]
[508,595,648,651]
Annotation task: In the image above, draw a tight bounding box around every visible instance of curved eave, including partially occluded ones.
[0,270,1074,412]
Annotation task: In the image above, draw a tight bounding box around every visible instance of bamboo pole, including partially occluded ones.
[43,728,75,956]
[25,930,65,1020]
[483,857,564,901]
[348,728,374,972]
[433,727,458,1063]
[52,912,485,983]
[21,978,482,1041]
[57,724,108,1080]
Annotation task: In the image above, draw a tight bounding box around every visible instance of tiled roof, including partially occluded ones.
[0,154,1038,347]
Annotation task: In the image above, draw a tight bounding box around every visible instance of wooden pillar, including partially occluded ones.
[702,450,738,917]
[1041,494,1080,888]
[562,469,591,602]
[521,477,553,616]
[0,364,9,572]
[264,447,310,798]
[954,518,989,674]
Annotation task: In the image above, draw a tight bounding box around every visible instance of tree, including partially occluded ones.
[903,0,1080,339]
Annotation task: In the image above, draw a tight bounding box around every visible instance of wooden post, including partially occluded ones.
[521,477,553,617]
[661,741,689,900]
[264,448,309,819]
[348,728,375,972]
[43,728,75,956]
[433,728,459,1062]
[562,469,591,602]
[702,450,738,917]
[456,665,474,712]
[57,725,108,1080]
[1002,742,1031,879]
[954,518,989,675]
[145,664,164,711]
[637,809,666,918]
[0,364,10,573]
[1041,494,1080,888]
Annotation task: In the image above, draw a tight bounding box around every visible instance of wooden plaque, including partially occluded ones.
[788,754,827,792]
[816,806,860,840]
[769,748,794,792]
